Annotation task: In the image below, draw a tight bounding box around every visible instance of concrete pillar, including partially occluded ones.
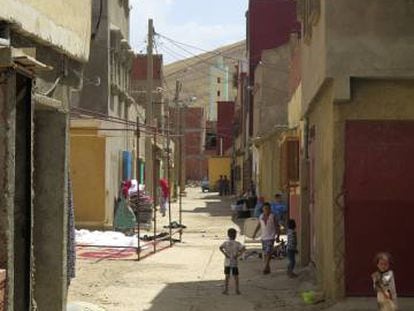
[0,70,16,311]
[33,110,68,311]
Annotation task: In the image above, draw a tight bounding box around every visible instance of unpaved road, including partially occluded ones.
[69,188,414,311]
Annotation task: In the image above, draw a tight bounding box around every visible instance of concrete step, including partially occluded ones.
[67,301,107,311]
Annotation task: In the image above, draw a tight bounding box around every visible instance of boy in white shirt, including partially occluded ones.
[252,203,280,274]
[219,228,246,295]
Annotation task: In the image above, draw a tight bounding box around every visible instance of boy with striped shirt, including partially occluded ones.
[287,219,298,278]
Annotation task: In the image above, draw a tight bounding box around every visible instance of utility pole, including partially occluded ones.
[173,80,181,199]
[145,18,154,196]
[165,99,172,247]
[136,120,141,260]
[173,80,184,242]
[153,129,157,254]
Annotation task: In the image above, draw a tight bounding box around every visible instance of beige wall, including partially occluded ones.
[326,0,414,100]
[307,79,414,299]
[288,84,302,128]
[109,0,130,40]
[1,0,91,61]
[255,131,284,201]
[301,0,414,109]
[307,80,337,298]
[300,0,327,114]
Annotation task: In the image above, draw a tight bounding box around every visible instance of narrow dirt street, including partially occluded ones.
[68,188,323,311]
[68,188,414,311]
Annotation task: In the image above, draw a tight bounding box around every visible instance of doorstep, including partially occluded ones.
[67,301,107,311]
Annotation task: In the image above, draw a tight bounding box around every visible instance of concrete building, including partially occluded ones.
[233,60,249,195]
[164,41,245,122]
[237,0,298,197]
[164,41,245,183]
[0,1,92,310]
[252,45,291,200]
[70,0,135,228]
[291,0,414,301]
[130,53,165,183]
[217,101,235,156]
[182,107,206,182]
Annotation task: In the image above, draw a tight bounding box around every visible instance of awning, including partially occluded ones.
[0,47,53,75]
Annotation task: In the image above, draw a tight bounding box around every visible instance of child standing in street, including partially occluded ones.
[219,228,245,295]
[287,219,298,278]
[372,252,398,311]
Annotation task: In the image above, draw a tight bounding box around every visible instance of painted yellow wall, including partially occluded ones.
[256,133,282,201]
[70,131,106,226]
[0,0,91,61]
[208,157,231,191]
[307,80,336,298]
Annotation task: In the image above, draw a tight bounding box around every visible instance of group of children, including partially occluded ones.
[220,225,398,311]
[219,216,298,295]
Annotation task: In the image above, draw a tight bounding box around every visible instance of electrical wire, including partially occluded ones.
[91,0,103,40]
[156,32,246,63]
[157,36,233,75]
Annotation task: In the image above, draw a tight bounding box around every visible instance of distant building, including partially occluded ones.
[164,41,245,121]
[164,42,245,182]
[217,101,235,155]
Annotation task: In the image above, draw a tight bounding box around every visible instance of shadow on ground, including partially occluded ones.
[142,268,325,311]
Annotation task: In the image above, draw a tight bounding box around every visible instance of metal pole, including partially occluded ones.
[179,107,183,242]
[136,119,141,261]
[153,129,157,254]
[166,103,173,247]
[145,18,154,198]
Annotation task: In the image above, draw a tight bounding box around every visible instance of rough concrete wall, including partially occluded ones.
[0,0,92,62]
[79,0,110,114]
[307,80,336,298]
[33,110,69,311]
[253,45,290,138]
[326,0,414,100]
[108,0,130,40]
[300,0,327,114]
[0,71,16,311]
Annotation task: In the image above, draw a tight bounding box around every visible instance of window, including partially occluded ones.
[205,133,217,149]
[217,77,221,84]
[217,90,221,97]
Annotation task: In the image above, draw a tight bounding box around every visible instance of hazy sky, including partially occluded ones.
[130,0,248,63]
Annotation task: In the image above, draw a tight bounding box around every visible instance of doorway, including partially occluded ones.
[13,73,33,309]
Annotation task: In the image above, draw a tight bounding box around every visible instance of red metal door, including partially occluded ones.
[345,121,414,296]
